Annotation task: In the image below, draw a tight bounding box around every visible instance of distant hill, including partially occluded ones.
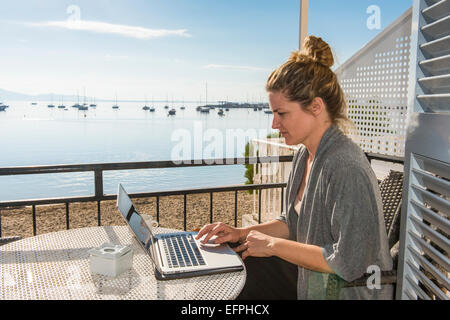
[0,88,215,103]
[0,88,80,102]
[0,88,33,101]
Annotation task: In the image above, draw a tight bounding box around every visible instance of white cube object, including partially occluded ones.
[88,243,133,277]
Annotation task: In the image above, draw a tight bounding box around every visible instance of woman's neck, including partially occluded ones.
[303,121,332,161]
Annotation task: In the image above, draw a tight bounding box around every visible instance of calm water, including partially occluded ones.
[0,101,274,201]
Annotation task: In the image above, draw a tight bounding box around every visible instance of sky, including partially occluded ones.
[0,0,413,102]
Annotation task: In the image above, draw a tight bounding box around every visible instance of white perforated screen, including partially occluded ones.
[336,9,412,157]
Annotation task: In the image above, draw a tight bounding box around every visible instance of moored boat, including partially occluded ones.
[112,93,119,109]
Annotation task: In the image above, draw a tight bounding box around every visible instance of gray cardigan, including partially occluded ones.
[277,125,393,299]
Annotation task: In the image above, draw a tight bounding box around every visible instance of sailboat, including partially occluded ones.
[164,94,169,109]
[200,82,210,113]
[58,96,66,109]
[112,93,119,109]
[0,101,8,111]
[0,96,9,110]
[149,96,155,112]
[48,94,55,108]
[90,97,97,108]
[142,95,150,110]
[167,95,176,115]
[78,88,89,110]
[72,90,82,108]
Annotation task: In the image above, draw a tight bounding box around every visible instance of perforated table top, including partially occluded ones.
[0,226,246,300]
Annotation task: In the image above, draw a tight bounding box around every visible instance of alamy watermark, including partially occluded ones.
[366,265,381,290]
[366,5,381,30]
[67,5,81,23]
[170,121,280,176]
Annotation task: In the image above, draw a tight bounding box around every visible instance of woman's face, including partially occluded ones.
[269,91,317,146]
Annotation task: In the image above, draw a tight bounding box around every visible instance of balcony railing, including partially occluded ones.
[0,153,403,237]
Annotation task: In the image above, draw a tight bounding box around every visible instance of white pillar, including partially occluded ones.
[299,0,309,50]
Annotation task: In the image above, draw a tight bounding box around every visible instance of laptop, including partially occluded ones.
[116,183,244,280]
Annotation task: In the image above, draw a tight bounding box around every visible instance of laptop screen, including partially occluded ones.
[117,184,159,269]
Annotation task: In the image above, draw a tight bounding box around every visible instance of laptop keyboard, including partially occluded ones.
[161,234,206,268]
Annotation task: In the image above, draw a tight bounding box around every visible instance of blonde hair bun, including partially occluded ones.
[290,36,334,68]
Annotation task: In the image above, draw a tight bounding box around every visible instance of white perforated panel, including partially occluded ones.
[336,8,412,157]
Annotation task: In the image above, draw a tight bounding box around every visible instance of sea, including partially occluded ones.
[0,101,275,202]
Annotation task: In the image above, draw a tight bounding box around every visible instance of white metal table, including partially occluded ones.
[0,226,246,300]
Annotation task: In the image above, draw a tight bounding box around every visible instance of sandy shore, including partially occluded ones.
[0,191,256,239]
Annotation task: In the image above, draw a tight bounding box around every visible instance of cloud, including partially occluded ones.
[203,64,270,72]
[27,20,191,39]
[104,54,129,61]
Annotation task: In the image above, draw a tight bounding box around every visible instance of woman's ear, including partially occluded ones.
[309,97,326,116]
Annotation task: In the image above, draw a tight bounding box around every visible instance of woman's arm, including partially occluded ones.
[196,219,289,245]
[240,219,290,241]
[234,230,334,274]
[271,237,334,273]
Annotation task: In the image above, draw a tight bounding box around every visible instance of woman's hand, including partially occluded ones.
[195,222,245,245]
[234,230,277,260]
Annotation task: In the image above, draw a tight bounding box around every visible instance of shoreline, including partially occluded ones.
[0,191,256,239]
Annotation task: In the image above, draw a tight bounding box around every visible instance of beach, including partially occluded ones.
[0,191,256,239]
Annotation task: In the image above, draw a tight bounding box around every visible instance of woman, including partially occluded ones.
[196,36,393,300]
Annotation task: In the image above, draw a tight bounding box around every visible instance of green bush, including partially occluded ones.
[243,132,280,194]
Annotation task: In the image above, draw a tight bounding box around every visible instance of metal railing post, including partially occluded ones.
[65,203,70,230]
[94,169,103,199]
[258,188,262,224]
[183,194,187,231]
[209,192,213,224]
[234,190,238,227]
[94,170,103,227]
[156,196,160,223]
[32,205,37,236]
[97,201,101,226]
